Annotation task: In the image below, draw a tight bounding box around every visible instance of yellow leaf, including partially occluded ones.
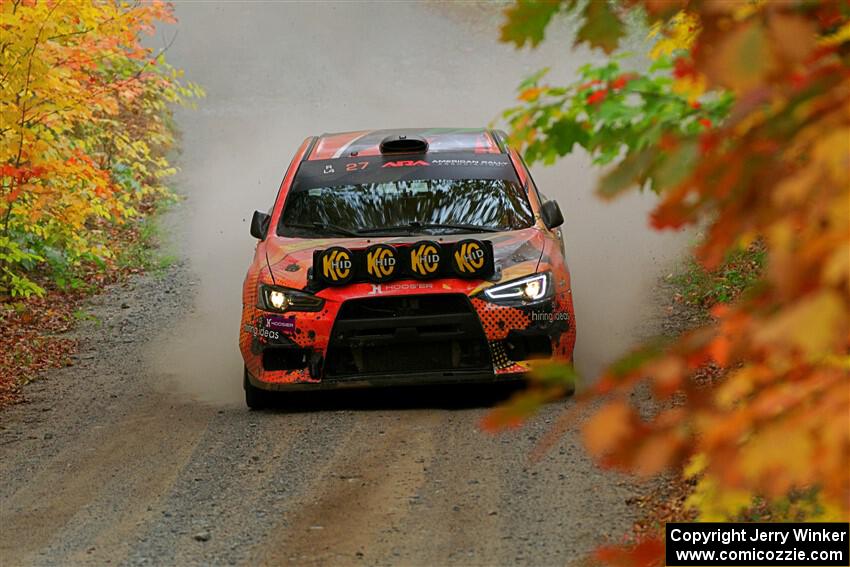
[820,20,850,47]
[740,425,814,495]
[649,11,698,60]
[753,290,847,361]
[687,474,754,521]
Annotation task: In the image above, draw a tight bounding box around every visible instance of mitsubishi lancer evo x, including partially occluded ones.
[240,128,576,408]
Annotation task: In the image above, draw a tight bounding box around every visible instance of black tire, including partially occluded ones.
[244,367,271,410]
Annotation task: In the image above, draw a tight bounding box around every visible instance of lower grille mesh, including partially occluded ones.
[325,294,490,378]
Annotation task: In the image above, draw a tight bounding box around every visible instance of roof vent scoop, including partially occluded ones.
[379,134,429,154]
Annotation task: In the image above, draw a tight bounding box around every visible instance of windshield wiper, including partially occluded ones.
[285,222,363,237]
[359,221,500,234]
[414,222,501,233]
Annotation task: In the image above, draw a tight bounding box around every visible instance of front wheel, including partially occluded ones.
[244,367,272,410]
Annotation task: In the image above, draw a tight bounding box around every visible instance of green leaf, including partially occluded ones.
[518,67,550,90]
[575,0,625,54]
[597,149,655,198]
[547,118,590,156]
[501,0,568,48]
[652,140,698,190]
[531,361,579,388]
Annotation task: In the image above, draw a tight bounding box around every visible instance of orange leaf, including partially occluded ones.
[767,13,817,66]
[701,20,776,93]
[708,335,731,367]
[596,537,664,567]
[519,87,543,102]
[5,187,23,203]
[583,400,632,458]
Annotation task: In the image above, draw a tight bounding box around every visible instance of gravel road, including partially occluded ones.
[0,3,686,566]
[0,263,641,566]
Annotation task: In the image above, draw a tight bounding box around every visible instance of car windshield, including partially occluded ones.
[278,178,534,237]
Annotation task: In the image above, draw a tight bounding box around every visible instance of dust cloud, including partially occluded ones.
[148,3,688,405]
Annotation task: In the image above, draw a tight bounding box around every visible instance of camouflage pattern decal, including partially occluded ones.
[471,298,529,340]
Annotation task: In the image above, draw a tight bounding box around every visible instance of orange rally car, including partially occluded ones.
[240,128,576,408]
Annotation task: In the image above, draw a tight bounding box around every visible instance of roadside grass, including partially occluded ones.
[0,196,178,408]
[671,241,766,310]
[625,241,767,541]
[72,308,102,327]
[115,198,180,278]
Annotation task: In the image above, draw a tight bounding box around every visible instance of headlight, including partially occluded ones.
[483,272,553,306]
[258,284,324,313]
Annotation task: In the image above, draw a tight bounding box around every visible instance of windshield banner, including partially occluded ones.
[293,152,518,190]
[313,239,495,286]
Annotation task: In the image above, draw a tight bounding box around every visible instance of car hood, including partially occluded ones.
[263,227,547,295]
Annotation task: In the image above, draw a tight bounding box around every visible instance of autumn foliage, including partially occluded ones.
[0,0,201,297]
[495,0,849,562]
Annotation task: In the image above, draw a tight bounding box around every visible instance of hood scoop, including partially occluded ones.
[379,134,428,154]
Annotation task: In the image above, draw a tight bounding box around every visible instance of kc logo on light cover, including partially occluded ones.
[319,246,354,284]
[452,239,488,277]
[409,240,441,278]
[364,243,397,283]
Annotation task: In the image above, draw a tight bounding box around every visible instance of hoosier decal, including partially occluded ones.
[264,315,296,334]
[409,241,441,278]
[364,243,397,283]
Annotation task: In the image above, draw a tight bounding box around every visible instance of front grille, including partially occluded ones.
[337,294,471,319]
[325,294,491,378]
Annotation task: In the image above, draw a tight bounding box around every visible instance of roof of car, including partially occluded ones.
[306,128,506,161]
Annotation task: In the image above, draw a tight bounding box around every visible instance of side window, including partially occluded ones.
[522,158,564,253]
[521,160,548,204]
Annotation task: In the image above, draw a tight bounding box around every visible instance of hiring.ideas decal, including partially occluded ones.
[244,323,280,341]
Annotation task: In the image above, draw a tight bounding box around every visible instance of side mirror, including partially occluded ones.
[540,200,564,230]
[250,210,271,240]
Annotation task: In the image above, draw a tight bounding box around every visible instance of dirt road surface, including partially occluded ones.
[0,4,687,566]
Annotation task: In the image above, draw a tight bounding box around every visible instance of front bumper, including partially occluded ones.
[239,288,575,392]
[245,367,528,392]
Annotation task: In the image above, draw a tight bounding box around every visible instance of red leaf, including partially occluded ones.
[699,132,719,154]
[789,71,809,90]
[587,89,608,105]
[5,187,23,203]
[611,73,632,90]
[673,56,696,79]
